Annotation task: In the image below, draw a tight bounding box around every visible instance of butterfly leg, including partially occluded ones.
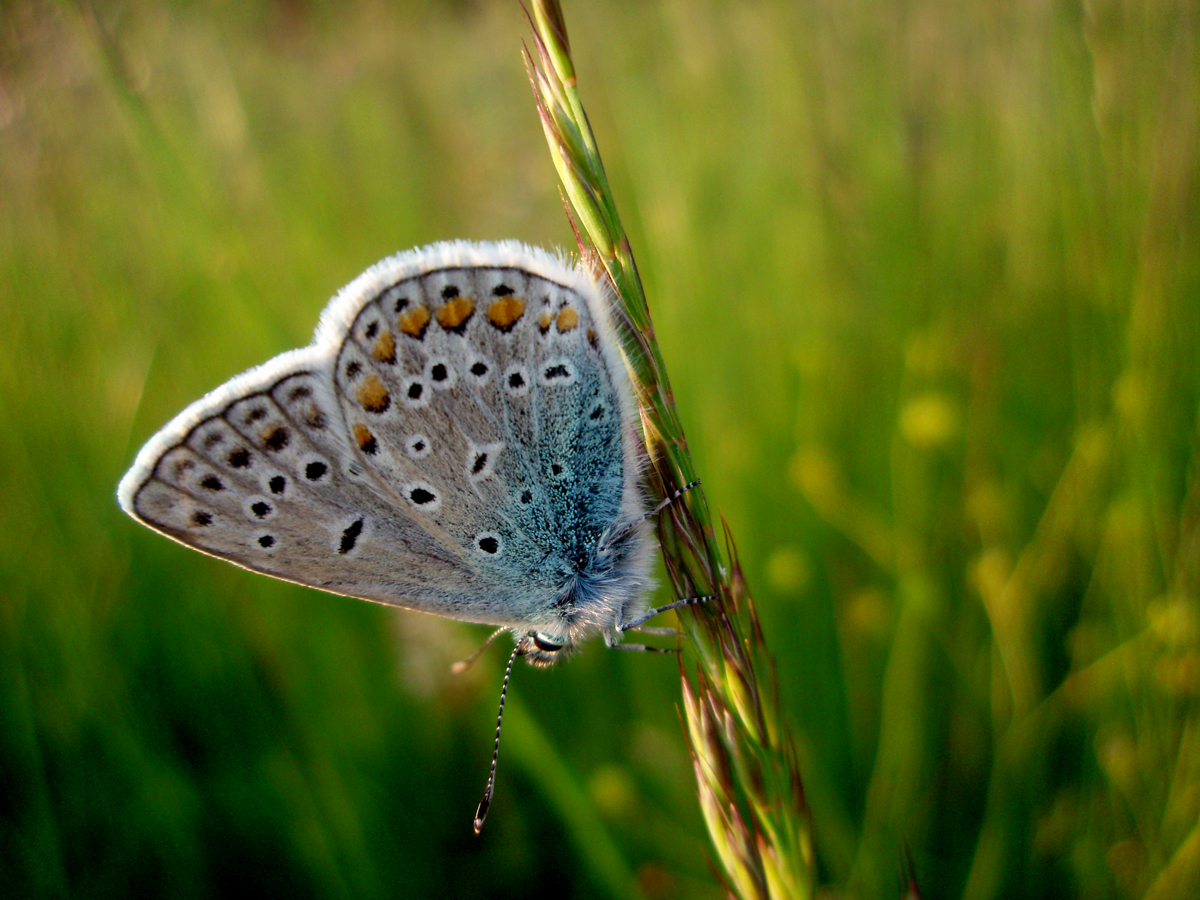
[619,594,712,634]
[627,625,679,637]
[641,479,702,522]
[609,641,677,654]
[599,480,702,552]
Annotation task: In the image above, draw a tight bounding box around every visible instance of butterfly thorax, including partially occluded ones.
[516,515,655,667]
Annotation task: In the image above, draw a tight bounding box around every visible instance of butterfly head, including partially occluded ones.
[515,630,578,667]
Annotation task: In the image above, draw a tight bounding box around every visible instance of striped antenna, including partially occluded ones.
[473,643,521,833]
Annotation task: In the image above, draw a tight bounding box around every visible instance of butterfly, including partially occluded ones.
[118,240,701,828]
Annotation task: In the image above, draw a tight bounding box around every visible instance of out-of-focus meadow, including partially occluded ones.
[3,1,1198,897]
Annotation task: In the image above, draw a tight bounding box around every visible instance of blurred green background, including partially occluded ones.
[3,0,1198,897]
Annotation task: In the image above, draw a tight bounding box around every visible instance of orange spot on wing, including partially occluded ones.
[371,329,396,363]
[556,307,579,333]
[261,425,290,451]
[353,423,375,449]
[436,296,476,331]
[356,375,391,413]
[486,295,526,331]
[397,304,431,339]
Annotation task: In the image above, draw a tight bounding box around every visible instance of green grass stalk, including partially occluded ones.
[525,3,814,897]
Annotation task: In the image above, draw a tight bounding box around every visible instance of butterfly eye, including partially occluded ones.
[532,633,563,653]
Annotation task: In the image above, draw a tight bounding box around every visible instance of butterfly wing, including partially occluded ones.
[324,242,645,626]
[119,241,647,631]
[118,346,492,610]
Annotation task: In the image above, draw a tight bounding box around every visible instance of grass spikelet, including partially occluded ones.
[526,3,814,896]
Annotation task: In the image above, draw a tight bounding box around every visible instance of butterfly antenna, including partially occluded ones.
[473,643,520,834]
[451,626,508,674]
[600,480,701,551]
